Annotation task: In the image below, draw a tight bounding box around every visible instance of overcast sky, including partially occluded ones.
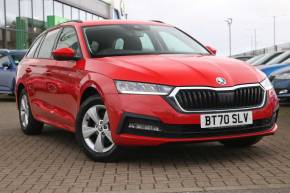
[125,0,290,56]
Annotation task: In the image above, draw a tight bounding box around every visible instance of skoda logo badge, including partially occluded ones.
[216,77,227,85]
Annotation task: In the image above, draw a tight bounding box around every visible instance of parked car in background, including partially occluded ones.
[0,49,26,95]
[263,51,290,66]
[270,66,290,102]
[246,54,264,64]
[251,52,283,66]
[258,51,290,75]
[234,55,253,61]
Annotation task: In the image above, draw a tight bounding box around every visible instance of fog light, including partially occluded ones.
[279,89,288,94]
[128,123,161,132]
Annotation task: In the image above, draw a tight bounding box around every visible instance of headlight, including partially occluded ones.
[260,78,273,90]
[115,80,173,95]
[275,73,290,80]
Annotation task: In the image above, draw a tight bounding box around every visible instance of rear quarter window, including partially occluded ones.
[26,35,44,58]
[37,29,61,59]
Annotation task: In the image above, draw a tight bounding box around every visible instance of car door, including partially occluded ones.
[26,29,61,122]
[44,27,83,130]
[0,55,15,93]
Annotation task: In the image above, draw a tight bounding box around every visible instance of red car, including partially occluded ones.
[16,20,279,161]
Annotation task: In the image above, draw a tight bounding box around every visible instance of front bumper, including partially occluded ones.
[105,89,279,146]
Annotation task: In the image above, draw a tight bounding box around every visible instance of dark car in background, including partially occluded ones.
[0,49,27,95]
[270,66,290,102]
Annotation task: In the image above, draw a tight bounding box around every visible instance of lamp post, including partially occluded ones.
[225,18,233,56]
[273,16,276,51]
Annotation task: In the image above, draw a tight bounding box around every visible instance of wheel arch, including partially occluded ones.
[79,83,104,107]
[16,83,25,107]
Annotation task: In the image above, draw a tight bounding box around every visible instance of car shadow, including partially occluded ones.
[0,94,16,102]
[39,125,275,164]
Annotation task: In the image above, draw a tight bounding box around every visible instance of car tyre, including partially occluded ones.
[220,136,263,148]
[18,89,43,135]
[76,95,123,162]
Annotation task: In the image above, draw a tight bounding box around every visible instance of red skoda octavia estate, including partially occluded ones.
[16,20,279,161]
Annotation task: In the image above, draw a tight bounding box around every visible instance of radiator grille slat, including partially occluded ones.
[174,86,265,111]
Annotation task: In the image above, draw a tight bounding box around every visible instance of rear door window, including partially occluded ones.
[37,29,61,58]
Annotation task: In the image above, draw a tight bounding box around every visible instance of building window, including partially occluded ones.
[33,0,44,21]
[63,4,71,20]
[80,10,86,21]
[0,0,4,27]
[92,15,99,20]
[0,29,4,48]
[5,30,16,49]
[54,1,63,18]
[86,12,93,21]
[44,0,53,21]
[72,7,79,20]
[20,0,32,18]
[5,0,19,29]
[113,9,120,19]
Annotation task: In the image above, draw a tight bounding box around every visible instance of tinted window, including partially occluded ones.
[38,29,61,58]
[56,27,81,57]
[0,56,10,68]
[26,35,44,58]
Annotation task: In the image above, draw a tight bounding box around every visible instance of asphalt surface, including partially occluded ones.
[1,94,290,193]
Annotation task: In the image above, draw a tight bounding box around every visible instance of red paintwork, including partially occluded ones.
[16,20,279,146]
[205,46,217,55]
[52,47,75,59]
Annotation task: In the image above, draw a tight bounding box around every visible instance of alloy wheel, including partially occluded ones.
[82,105,115,153]
[20,94,29,128]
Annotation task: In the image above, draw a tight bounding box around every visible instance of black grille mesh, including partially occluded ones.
[175,86,265,111]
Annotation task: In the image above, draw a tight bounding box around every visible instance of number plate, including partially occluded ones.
[200,111,253,129]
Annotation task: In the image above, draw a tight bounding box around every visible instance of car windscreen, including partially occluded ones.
[266,52,290,65]
[83,24,210,57]
[252,52,282,65]
[281,58,290,64]
[11,53,26,65]
[246,54,263,64]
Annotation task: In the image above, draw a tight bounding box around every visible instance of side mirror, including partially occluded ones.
[2,61,11,69]
[52,48,79,61]
[205,46,217,55]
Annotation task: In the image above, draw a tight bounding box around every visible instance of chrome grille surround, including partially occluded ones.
[168,83,267,113]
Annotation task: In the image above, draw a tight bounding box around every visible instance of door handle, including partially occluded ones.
[26,68,32,73]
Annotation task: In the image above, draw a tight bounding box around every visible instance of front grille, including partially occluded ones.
[174,85,265,112]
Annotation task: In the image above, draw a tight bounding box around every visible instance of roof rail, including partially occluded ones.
[57,20,83,26]
[150,20,165,23]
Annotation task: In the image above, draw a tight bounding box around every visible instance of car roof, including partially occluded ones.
[58,20,173,28]
[0,49,27,55]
